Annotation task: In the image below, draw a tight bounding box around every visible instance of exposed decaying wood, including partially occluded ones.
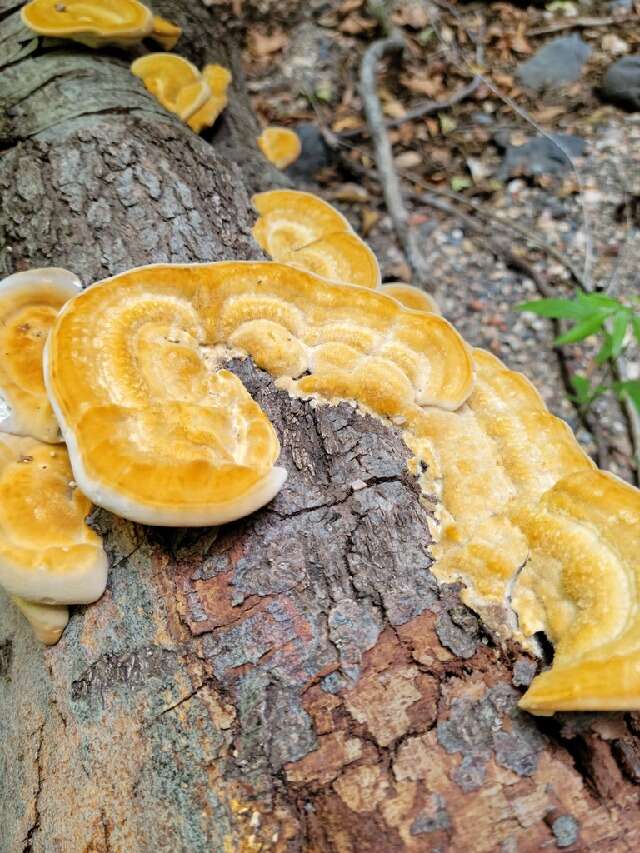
[1,3,640,852]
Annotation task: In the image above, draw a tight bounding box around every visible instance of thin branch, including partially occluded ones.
[528,15,624,37]
[340,76,481,138]
[360,27,432,289]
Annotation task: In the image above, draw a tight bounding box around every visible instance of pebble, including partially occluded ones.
[516,35,592,91]
[600,55,640,111]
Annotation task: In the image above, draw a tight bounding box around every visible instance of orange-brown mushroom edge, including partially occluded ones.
[382,283,441,315]
[131,54,211,121]
[257,127,302,170]
[0,434,108,606]
[21,0,153,48]
[187,64,231,134]
[44,261,474,526]
[0,268,82,443]
[252,190,353,259]
[149,14,181,50]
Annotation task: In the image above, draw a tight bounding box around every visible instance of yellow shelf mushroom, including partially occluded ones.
[252,190,353,259]
[280,233,381,290]
[44,261,473,526]
[131,53,211,121]
[187,64,232,134]
[21,0,181,50]
[11,596,69,645]
[21,0,152,48]
[514,470,640,713]
[0,268,82,443]
[382,283,441,315]
[257,127,302,170]
[0,434,107,606]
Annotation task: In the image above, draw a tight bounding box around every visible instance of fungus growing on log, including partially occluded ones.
[257,126,302,170]
[149,14,181,50]
[0,267,81,443]
[11,596,69,645]
[252,189,352,258]
[382,282,441,314]
[44,261,473,526]
[0,434,107,606]
[131,53,211,121]
[513,470,640,713]
[187,64,231,134]
[21,0,153,48]
[280,232,381,289]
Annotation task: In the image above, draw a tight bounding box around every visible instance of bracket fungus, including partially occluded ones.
[187,64,231,134]
[12,597,69,645]
[0,434,107,607]
[44,261,473,526]
[21,0,181,49]
[131,53,211,121]
[0,267,81,443]
[382,283,441,315]
[257,126,302,170]
[252,190,381,289]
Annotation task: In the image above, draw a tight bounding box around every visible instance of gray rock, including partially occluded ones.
[516,35,592,91]
[600,55,640,111]
[551,815,580,848]
[285,123,331,182]
[497,134,586,181]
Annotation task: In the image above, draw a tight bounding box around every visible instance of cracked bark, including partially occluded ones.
[1,4,640,852]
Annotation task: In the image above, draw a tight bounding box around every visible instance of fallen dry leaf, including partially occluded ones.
[339,13,376,34]
[361,208,380,236]
[332,115,364,133]
[394,151,422,170]
[248,27,288,58]
[400,72,443,97]
[329,183,369,203]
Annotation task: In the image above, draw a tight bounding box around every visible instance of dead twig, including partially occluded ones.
[340,76,481,139]
[360,27,432,290]
[528,16,624,37]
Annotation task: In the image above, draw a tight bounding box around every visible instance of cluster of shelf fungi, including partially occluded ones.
[0,188,637,719]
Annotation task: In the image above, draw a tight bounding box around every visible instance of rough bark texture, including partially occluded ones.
[2,3,640,852]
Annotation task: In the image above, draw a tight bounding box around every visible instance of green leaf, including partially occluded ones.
[569,374,607,408]
[575,292,621,310]
[451,175,472,191]
[554,313,608,345]
[615,380,640,415]
[596,331,613,365]
[632,314,640,346]
[515,298,591,319]
[610,311,630,358]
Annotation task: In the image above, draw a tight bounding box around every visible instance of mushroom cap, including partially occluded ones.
[257,126,302,170]
[11,596,69,645]
[515,469,640,713]
[187,64,231,134]
[280,232,381,289]
[149,14,181,50]
[131,53,210,119]
[382,283,440,314]
[45,261,473,525]
[21,0,153,47]
[0,267,81,443]
[252,190,352,258]
[0,434,107,604]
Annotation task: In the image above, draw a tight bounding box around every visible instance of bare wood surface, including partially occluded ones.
[1,3,640,851]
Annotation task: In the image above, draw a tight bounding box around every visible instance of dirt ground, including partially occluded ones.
[219,0,640,483]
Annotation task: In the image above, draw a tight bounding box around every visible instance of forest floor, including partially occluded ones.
[214,0,640,483]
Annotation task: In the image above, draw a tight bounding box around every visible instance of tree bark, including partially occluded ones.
[1,3,640,851]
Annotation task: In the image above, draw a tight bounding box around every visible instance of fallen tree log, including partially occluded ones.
[1,2,640,851]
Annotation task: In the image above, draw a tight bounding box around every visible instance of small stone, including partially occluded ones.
[516,35,592,91]
[551,815,579,848]
[285,123,331,182]
[512,657,537,687]
[497,134,586,182]
[600,55,640,111]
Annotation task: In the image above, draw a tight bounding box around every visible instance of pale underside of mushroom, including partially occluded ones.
[0,268,82,443]
[11,596,69,645]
